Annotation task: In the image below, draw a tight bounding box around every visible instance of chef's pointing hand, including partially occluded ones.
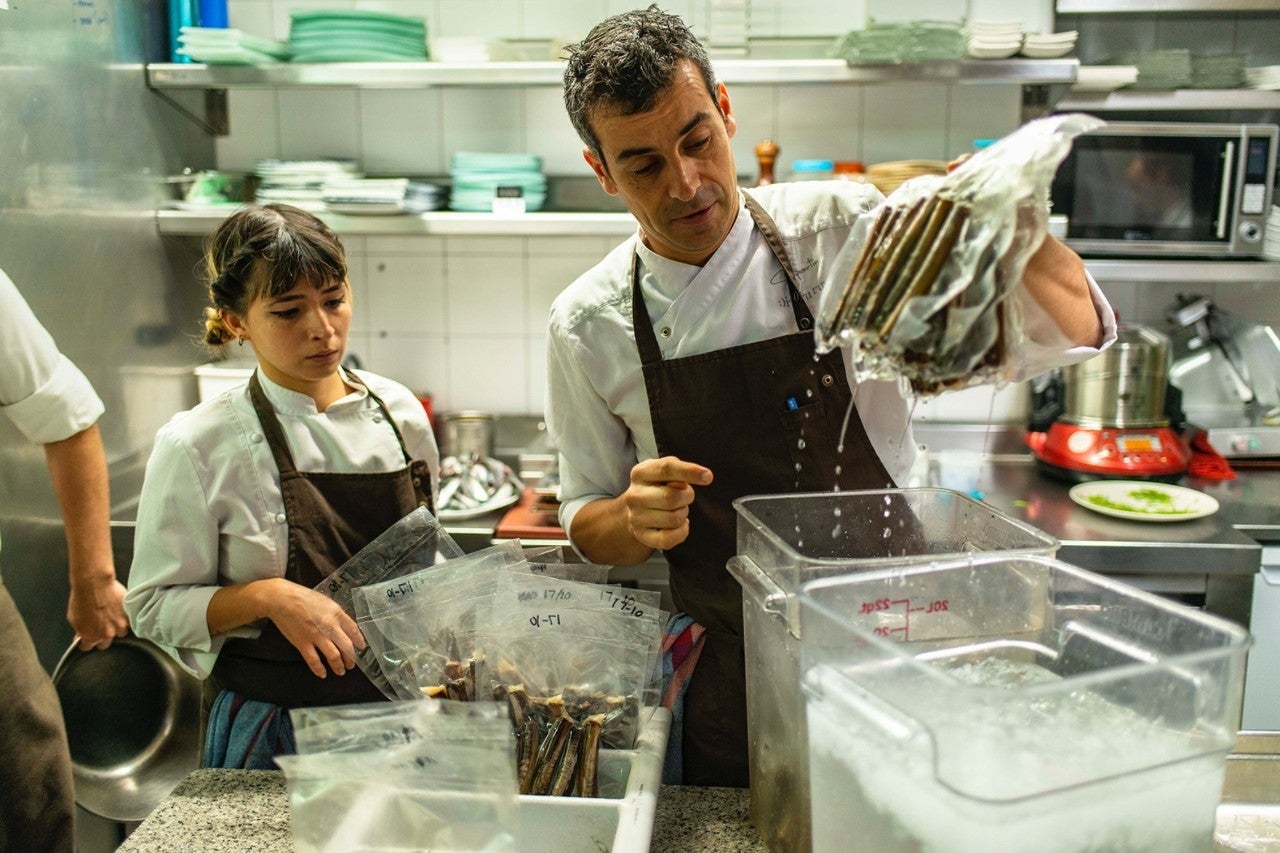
[623,456,713,551]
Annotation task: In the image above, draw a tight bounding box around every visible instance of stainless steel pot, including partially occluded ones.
[439,410,495,459]
[1062,325,1171,428]
[52,635,201,822]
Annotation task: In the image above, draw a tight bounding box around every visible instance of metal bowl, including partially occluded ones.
[51,635,202,822]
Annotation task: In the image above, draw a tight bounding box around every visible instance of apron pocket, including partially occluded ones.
[778,399,841,486]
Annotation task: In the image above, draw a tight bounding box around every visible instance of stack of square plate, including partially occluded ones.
[177,27,292,65]
[1245,65,1280,90]
[321,178,447,215]
[289,10,427,63]
[1191,54,1245,89]
[449,152,547,213]
[1020,30,1077,59]
[1120,49,1193,90]
[253,159,361,208]
[964,21,1022,60]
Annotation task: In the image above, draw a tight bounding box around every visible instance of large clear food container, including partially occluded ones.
[800,555,1250,853]
[727,489,1058,853]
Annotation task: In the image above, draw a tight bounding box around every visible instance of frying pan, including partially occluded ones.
[51,635,202,822]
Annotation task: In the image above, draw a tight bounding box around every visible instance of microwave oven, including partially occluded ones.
[1049,121,1277,258]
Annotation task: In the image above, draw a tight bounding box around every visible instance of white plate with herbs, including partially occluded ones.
[1068,480,1218,522]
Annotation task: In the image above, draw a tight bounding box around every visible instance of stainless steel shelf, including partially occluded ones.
[155,208,637,237]
[1057,0,1280,11]
[146,58,1078,90]
[1057,89,1280,113]
[1083,258,1280,283]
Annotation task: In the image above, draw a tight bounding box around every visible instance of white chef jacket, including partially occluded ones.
[0,268,105,559]
[545,181,1117,542]
[124,366,440,679]
[0,268,103,446]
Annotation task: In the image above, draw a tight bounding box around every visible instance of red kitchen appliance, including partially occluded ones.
[1026,325,1191,483]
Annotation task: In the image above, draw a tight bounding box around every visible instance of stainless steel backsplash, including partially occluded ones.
[0,0,213,669]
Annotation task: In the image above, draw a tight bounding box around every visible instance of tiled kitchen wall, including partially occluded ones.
[217,0,1280,419]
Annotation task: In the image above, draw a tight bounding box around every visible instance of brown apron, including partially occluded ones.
[633,194,893,787]
[210,372,433,709]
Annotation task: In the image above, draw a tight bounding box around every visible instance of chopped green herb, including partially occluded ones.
[1127,488,1174,505]
[1084,492,1193,515]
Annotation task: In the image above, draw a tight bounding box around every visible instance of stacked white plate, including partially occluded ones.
[1071,64,1139,92]
[1265,205,1280,261]
[1245,65,1280,90]
[964,20,1022,60]
[177,26,293,65]
[321,178,447,215]
[1021,30,1077,59]
[254,159,360,208]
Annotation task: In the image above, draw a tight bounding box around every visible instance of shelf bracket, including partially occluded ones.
[1022,82,1073,122]
[152,88,229,137]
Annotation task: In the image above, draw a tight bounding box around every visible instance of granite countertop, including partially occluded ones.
[116,770,766,853]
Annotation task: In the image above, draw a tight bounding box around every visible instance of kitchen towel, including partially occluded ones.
[659,612,706,785]
[203,690,296,770]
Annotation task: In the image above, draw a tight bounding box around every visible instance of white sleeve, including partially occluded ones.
[0,270,104,443]
[123,424,225,679]
[1009,267,1118,380]
[544,319,637,545]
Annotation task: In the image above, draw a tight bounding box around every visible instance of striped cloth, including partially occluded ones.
[203,689,296,770]
[659,612,706,784]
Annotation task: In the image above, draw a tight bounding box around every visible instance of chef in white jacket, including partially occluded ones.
[125,205,439,768]
[546,6,1118,788]
[0,266,128,852]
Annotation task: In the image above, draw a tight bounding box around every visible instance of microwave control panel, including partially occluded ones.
[1242,135,1273,217]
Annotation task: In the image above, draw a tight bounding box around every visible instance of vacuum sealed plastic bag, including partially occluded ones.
[815,113,1106,395]
[352,540,525,700]
[291,698,510,756]
[312,507,465,699]
[277,706,518,853]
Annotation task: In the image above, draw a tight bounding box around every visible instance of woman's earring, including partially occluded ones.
[237,337,245,347]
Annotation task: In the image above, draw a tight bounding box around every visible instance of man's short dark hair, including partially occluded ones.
[562,5,719,164]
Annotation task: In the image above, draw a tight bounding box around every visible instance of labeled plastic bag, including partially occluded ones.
[352,540,525,700]
[291,698,510,756]
[312,507,465,698]
[815,113,1106,395]
[277,708,518,853]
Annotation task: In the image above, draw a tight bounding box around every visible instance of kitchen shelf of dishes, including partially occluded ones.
[1058,51,1280,109]
[153,12,1080,90]
[158,155,640,237]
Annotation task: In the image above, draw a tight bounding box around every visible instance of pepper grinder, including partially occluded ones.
[754,139,780,186]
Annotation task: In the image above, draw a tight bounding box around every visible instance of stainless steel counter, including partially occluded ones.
[914,423,1280,627]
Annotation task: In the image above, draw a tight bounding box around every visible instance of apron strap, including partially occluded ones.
[248,372,300,478]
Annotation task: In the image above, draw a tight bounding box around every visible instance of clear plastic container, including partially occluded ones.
[726,489,1059,853]
[788,159,834,181]
[800,555,1250,853]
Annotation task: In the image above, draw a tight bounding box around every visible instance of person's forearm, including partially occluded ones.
[207,579,279,635]
[570,496,656,566]
[43,423,115,594]
[1020,236,1104,348]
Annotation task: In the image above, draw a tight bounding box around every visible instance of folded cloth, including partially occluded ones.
[203,689,296,769]
[1188,431,1236,480]
[659,612,706,785]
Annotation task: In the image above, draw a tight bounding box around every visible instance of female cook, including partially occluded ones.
[124,203,439,767]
